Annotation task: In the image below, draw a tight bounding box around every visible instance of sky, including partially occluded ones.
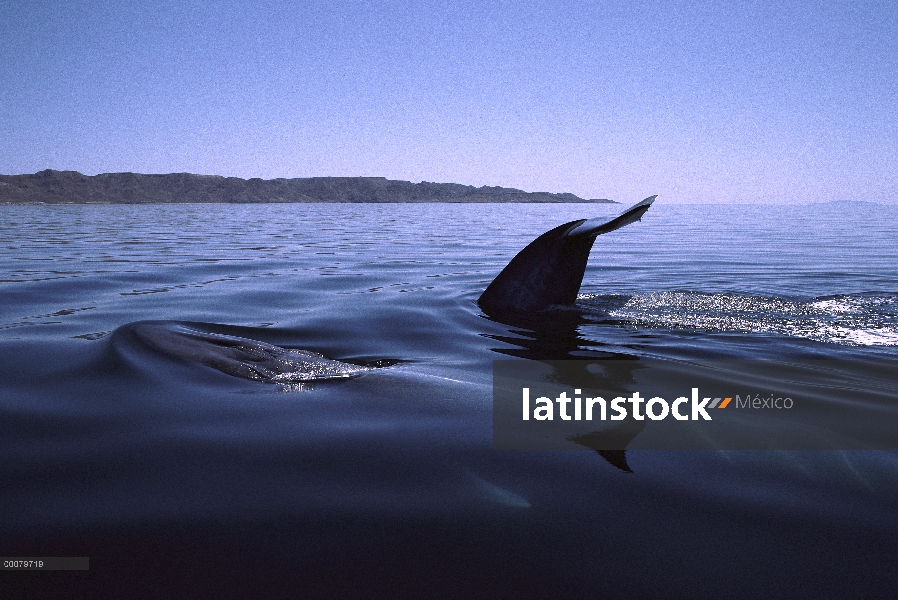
[1,0,896,203]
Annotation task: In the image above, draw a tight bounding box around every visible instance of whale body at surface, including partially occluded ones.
[124,322,371,383]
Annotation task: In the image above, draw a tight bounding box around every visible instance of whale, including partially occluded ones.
[478,195,656,317]
[121,322,372,383]
[124,196,656,383]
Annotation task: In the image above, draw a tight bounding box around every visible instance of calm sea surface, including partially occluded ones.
[2,202,897,597]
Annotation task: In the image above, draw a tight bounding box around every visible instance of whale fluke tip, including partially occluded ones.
[568,195,657,238]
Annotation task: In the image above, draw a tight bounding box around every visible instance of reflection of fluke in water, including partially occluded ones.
[568,418,649,473]
[124,197,656,383]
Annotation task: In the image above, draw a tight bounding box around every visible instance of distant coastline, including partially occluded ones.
[0,170,616,205]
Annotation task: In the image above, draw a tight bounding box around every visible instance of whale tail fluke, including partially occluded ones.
[478,196,657,316]
[567,195,656,239]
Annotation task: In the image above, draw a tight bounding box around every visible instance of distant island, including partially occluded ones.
[0,170,616,204]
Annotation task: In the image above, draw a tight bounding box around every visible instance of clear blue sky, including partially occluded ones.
[2,0,896,203]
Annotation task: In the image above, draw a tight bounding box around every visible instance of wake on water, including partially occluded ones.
[581,292,898,346]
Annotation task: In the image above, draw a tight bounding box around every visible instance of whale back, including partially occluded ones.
[478,196,656,315]
[126,322,371,383]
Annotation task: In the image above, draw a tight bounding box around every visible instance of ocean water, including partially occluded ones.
[2,201,897,598]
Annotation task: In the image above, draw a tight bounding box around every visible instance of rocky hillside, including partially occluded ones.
[0,170,615,204]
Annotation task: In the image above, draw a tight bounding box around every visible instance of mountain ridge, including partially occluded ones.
[0,170,616,204]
